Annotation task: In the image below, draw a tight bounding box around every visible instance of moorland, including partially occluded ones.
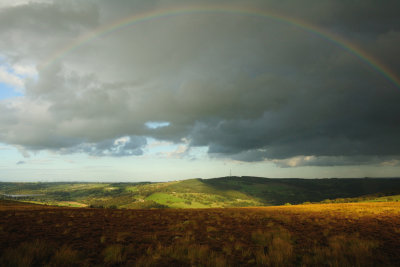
[1,200,400,266]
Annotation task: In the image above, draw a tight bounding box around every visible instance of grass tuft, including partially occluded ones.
[252,226,294,266]
[48,245,83,267]
[103,244,126,266]
[0,240,53,267]
[302,234,378,267]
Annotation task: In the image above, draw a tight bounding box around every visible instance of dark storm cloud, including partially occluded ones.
[0,0,399,165]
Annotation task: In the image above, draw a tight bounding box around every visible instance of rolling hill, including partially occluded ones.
[1,177,400,208]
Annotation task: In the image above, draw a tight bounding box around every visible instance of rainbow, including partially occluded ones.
[39,5,400,89]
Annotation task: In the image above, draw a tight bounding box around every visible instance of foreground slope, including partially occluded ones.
[1,200,400,266]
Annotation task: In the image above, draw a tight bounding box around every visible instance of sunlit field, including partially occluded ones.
[1,200,399,266]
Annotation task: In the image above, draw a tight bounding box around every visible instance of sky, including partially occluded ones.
[0,0,400,182]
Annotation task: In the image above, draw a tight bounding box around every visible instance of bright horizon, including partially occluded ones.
[1,1,400,182]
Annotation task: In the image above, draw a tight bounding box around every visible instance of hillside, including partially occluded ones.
[203,176,400,205]
[2,177,400,208]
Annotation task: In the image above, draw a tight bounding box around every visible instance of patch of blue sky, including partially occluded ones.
[145,121,170,129]
[0,143,23,167]
[0,57,38,97]
[0,82,23,99]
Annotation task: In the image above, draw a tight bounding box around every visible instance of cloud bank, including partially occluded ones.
[0,0,400,167]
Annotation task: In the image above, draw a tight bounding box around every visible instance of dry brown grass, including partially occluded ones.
[103,244,126,266]
[48,245,83,267]
[0,240,53,267]
[0,200,399,266]
[135,243,228,267]
[252,227,293,267]
[301,235,378,267]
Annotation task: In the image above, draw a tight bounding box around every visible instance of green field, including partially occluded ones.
[1,177,400,209]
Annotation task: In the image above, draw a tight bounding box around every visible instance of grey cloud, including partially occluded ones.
[61,136,147,157]
[0,1,99,62]
[16,160,26,165]
[0,1,98,33]
[0,0,399,165]
[271,156,400,168]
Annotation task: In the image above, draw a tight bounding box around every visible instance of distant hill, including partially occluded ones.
[1,177,400,208]
[202,176,400,205]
